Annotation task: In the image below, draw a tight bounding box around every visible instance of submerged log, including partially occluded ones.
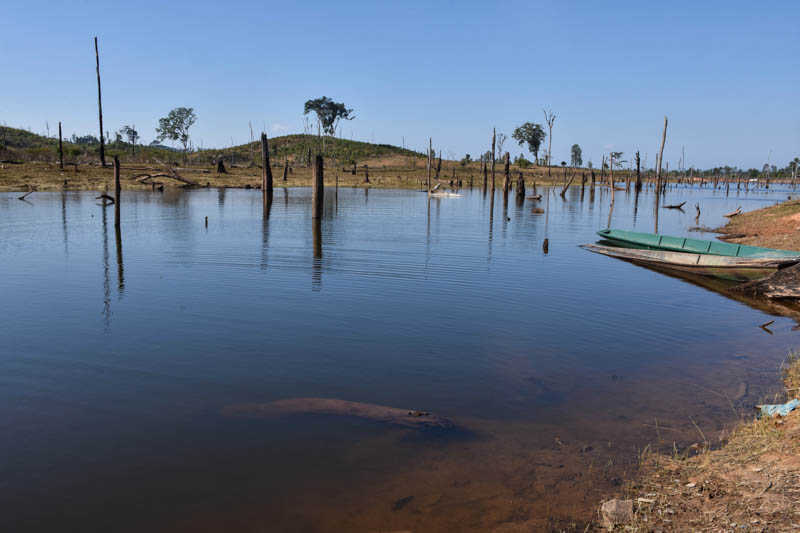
[663,201,686,209]
[723,206,742,217]
[95,194,115,204]
[731,263,800,299]
[225,398,454,429]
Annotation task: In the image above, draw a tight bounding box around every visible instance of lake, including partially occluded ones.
[1,183,796,532]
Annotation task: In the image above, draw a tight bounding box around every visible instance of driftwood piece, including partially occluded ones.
[17,185,34,200]
[224,398,454,429]
[559,172,576,197]
[134,171,199,187]
[663,201,686,209]
[688,225,717,233]
[731,263,800,299]
[723,206,742,217]
[95,194,115,204]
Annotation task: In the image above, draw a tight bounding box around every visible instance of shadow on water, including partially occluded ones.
[115,224,124,297]
[312,217,322,291]
[592,251,800,327]
[101,204,111,329]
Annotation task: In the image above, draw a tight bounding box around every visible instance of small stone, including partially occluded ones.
[685,482,696,488]
[601,499,633,530]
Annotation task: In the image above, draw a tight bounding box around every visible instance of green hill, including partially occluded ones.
[0,125,424,165]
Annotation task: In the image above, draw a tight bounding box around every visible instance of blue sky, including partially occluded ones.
[2,0,798,169]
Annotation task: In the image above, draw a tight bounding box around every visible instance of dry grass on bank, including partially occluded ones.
[0,159,597,193]
[720,199,800,252]
[603,353,800,532]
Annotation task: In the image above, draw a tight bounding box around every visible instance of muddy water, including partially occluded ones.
[0,184,797,532]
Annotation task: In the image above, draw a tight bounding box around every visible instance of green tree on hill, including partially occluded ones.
[303,97,354,136]
[570,144,582,167]
[120,125,139,155]
[512,123,546,165]
[156,107,196,163]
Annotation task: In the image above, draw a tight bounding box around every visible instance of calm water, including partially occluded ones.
[1,184,797,532]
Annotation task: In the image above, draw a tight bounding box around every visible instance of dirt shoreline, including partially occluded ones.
[0,160,585,193]
[598,201,800,531]
[600,354,800,532]
[717,198,800,252]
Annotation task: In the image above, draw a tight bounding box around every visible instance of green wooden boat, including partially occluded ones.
[581,243,798,281]
[597,229,800,259]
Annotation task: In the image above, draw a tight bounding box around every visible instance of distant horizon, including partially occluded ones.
[2,0,798,170]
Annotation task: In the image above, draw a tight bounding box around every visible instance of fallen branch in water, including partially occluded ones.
[224,397,454,429]
[17,184,34,200]
[95,194,115,204]
[724,206,742,217]
[732,263,800,299]
[663,201,686,209]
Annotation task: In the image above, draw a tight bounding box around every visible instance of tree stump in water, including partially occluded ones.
[730,264,800,299]
[516,172,525,198]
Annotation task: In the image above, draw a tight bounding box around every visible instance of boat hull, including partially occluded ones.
[596,229,800,259]
[581,243,796,281]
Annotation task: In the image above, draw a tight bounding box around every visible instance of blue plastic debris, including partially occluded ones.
[758,398,800,417]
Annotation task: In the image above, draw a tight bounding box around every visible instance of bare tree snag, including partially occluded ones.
[490,128,497,190]
[427,137,432,195]
[216,159,227,174]
[113,155,121,228]
[543,109,555,176]
[502,152,510,195]
[656,115,668,194]
[312,154,324,219]
[516,171,525,198]
[635,150,641,191]
[261,133,273,194]
[94,37,106,167]
[58,122,63,169]
[283,157,288,181]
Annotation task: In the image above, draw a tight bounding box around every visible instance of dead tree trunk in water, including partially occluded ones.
[113,155,121,228]
[490,128,496,190]
[364,164,369,183]
[94,37,106,167]
[216,159,227,173]
[261,133,273,194]
[435,150,442,179]
[600,156,606,186]
[482,157,488,190]
[58,122,64,169]
[426,138,432,195]
[516,171,525,199]
[502,152,510,195]
[312,155,324,219]
[656,115,668,195]
[283,157,288,181]
[635,151,642,191]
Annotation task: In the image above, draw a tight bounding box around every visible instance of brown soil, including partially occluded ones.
[718,199,800,251]
[603,355,800,532]
[0,160,585,193]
